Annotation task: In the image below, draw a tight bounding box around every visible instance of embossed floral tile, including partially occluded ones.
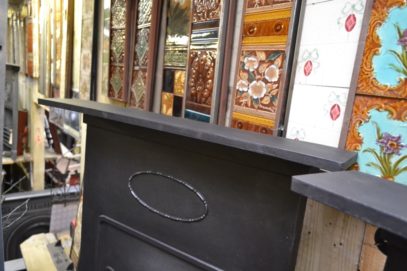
[110,29,126,65]
[134,27,150,68]
[108,0,127,101]
[192,0,222,23]
[234,49,285,114]
[346,95,407,185]
[356,0,407,99]
[185,50,217,114]
[108,65,125,100]
[129,69,147,109]
[137,0,152,26]
[246,0,292,10]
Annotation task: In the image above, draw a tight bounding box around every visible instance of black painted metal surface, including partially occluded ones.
[292,171,407,239]
[3,64,20,159]
[38,99,357,271]
[375,228,407,271]
[39,99,357,171]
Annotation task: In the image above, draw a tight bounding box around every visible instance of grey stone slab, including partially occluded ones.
[38,98,357,171]
[292,171,407,239]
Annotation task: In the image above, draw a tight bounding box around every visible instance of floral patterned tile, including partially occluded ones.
[108,65,125,100]
[294,42,360,87]
[234,49,286,115]
[192,0,222,23]
[110,29,126,64]
[129,69,147,108]
[134,27,150,67]
[186,50,217,112]
[286,84,350,147]
[355,0,407,99]
[300,0,366,46]
[346,95,407,184]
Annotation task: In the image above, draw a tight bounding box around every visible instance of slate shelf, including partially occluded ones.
[292,171,407,239]
[38,99,357,172]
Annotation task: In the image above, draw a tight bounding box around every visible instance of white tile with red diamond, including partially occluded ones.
[286,84,349,147]
[294,42,360,87]
[300,0,366,46]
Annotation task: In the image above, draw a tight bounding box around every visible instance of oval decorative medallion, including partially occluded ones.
[128,171,208,223]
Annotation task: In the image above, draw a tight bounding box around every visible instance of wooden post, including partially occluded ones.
[29,80,45,191]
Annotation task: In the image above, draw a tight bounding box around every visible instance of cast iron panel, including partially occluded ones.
[38,99,357,270]
[79,117,309,270]
[95,216,215,270]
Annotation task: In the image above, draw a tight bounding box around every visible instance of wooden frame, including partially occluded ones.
[214,0,238,125]
[126,0,164,110]
[283,0,373,147]
[228,0,300,135]
[154,0,236,124]
[338,0,375,149]
[106,0,163,109]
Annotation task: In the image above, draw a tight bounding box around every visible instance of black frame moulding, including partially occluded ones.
[39,98,356,271]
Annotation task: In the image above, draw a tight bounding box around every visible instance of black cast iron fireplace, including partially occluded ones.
[39,99,356,271]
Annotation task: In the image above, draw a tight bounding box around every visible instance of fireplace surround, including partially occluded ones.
[39,99,356,271]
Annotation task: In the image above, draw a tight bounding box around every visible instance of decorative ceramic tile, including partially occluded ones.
[285,0,368,146]
[134,27,150,67]
[293,0,366,88]
[346,96,407,185]
[165,48,189,67]
[286,84,350,147]
[234,49,285,114]
[243,17,290,38]
[356,0,407,99]
[246,0,292,10]
[242,8,292,45]
[111,0,126,28]
[129,69,147,109]
[232,113,274,135]
[247,0,273,8]
[110,29,126,64]
[163,69,175,93]
[190,28,219,45]
[192,0,222,23]
[295,42,361,87]
[185,50,217,113]
[161,93,183,117]
[164,0,191,67]
[184,109,211,122]
[108,0,127,100]
[174,70,186,96]
[108,66,125,100]
[299,0,366,46]
[137,0,152,26]
[230,3,294,133]
[161,92,174,116]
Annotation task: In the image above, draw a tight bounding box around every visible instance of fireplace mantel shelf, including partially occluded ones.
[292,171,407,239]
[39,98,356,171]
